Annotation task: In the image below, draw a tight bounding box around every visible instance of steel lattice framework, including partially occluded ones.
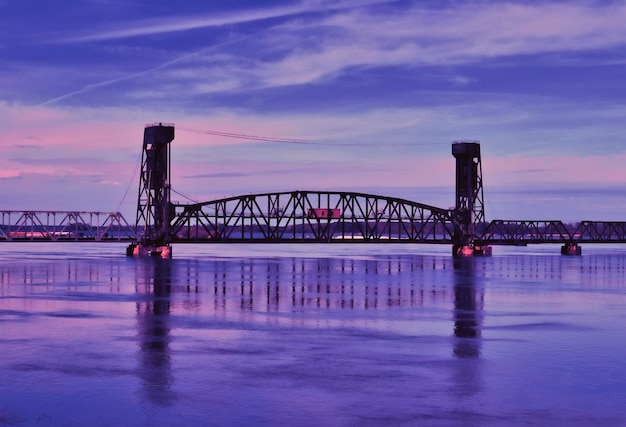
[3,125,625,253]
[478,220,626,245]
[169,191,457,243]
[135,123,175,245]
[0,211,137,241]
[452,142,485,244]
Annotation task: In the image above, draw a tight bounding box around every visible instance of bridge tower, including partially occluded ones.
[452,141,490,256]
[127,123,175,258]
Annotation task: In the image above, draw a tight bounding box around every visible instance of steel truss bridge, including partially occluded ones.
[2,123,626,255]
[168,193,626,247]
[479,220,626,246]
[0,211,136,242]
[170,191,454,243]
[3,202,626,249]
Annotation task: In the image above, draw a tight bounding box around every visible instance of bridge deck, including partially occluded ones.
[2,208,626,246]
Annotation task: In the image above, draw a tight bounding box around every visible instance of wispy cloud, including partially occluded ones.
[57,0,393,43]
[3,1,626,220]
[11,144,39,149]
[234,2,626,89]
[0,170,22,180]
[29,1,626,109]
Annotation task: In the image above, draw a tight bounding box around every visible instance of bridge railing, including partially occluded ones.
[0,211,137,241]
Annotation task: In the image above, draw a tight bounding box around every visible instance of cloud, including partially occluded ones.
[4,2,626,222]
[334,2,626,56]
[0,170,22,180]
[183,172,250,179]
[484,153,626,186]
[486,182,626,222]
[2,93,624,210]
[36,1,626,106]
[57,0,393,43]
[171,154,454,206]
[162,2,626,95]
[11,144,40,149]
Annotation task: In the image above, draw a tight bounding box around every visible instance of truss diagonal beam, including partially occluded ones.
[477,220,626,245]
[167,190,456,244]
[0,211,137,241]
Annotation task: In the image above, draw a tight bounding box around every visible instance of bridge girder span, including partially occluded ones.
[0,210,137,241]
[131,124,626,257]
[479,220,626,245]
[169,191,457,243]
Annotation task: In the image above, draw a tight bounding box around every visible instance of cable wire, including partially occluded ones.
[171,187,201,204]
[117,151,142,213]
[177,127,443,147]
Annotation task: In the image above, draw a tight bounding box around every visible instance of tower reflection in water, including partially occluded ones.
[133,255,483,372]
[0,254,485,409]
[453,257,483,358]
[135,259,173,406]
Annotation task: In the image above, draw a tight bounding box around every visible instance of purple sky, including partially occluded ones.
[2,1,626,222]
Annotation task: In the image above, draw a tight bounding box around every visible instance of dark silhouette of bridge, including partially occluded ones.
[127,123,626,257]
[2,123,626,256]
[0,211,135,241]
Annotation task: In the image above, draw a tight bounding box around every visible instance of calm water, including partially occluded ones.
[1,243,625,426]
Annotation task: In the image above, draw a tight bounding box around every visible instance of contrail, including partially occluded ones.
[38,34,253,106]
[57,0,392,43]
[39,0,394,106]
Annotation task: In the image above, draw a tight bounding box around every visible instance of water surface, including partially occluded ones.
[1,243,625,426]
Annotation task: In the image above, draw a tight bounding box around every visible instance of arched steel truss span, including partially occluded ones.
[169,190,457,244]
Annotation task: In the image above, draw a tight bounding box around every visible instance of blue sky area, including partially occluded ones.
[1,0,625,221]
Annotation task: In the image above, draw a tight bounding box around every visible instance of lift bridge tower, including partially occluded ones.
[127,123,175,257]
[452,141,490,256]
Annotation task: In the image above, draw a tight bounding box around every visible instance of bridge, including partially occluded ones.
[2,123,625,256]
[0,210,136,242]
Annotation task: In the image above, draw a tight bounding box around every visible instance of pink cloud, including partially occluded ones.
[484,154,626,186]
[2,100,624,221]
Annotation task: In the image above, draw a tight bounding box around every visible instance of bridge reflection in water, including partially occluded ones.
[3,249,626,423]
[453,257,483,359]
[137,257,465,313]
[133,255,484,354]
[135,260,173,406]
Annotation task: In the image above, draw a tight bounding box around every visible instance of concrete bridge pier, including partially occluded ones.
[453,244,493,257]
[127,242,173,258]
[561,243,582,256]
